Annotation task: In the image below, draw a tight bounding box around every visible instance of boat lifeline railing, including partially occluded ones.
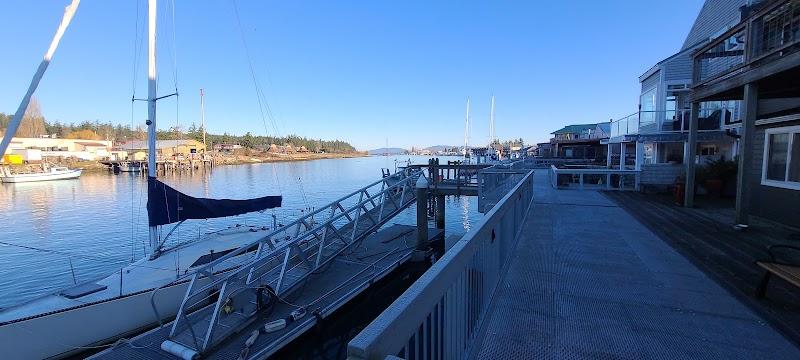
[548,165,640,191]
[347,169,534,360]
[164,168,423,353]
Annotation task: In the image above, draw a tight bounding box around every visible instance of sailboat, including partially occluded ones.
[0,1,283,359]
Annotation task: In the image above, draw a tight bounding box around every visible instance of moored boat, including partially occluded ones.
[118,162,143,172]
[0,166,82,183]
[0,0,284,358]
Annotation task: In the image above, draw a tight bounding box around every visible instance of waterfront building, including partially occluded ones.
[117,139,206,160]
[544,123,609,163]
[605,0,750,189]
[688,0,800,227]
[2,137,113,161]
[212,143,243,153]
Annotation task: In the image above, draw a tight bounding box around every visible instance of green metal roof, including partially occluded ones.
[550,123,599,135]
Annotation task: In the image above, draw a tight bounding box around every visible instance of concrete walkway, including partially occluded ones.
[473,171,800,359]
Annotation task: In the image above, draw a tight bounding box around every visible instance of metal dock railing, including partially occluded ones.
[346,169,534,360]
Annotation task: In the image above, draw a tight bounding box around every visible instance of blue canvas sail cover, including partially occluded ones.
[147,177,282,226]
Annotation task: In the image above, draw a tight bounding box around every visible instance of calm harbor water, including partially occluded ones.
[0,155,480,309]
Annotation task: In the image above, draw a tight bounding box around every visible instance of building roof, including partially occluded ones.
[681,0,747,51]
[550,124,599,135]
[118,139,201,150]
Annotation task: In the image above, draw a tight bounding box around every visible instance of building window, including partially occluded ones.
[700,144,718,156]
[643,143,655,164]
[762,125,800,190]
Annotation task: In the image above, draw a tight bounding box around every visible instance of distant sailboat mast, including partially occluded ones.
[489,95,495,146]
[463,97,470,161]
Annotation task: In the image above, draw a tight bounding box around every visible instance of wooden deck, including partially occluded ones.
[606,191,800,345]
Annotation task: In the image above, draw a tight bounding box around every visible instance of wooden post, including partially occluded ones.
[684,101,700,208]
[435,194,445,229]
[415,176,429,250]
[735,83,758,225]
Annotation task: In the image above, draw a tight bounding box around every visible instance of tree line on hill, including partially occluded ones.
[0,98,357,153]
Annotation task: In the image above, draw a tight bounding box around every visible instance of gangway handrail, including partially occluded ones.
[149,168,424,327]
[347,169,534,359]
[164,168,424,353]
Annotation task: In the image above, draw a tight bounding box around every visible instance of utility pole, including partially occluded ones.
[200,88,207,152]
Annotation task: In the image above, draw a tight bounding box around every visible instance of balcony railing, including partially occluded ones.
[694,0,800,86]
[695,25,748,83]
[608,108,735,139]
[609,112,640,137]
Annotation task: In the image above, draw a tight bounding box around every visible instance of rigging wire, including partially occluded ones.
[230,0,281,137]
[231,0,291,210]
[130,0,144,262]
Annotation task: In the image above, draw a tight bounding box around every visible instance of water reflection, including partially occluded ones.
[0,156,482,308]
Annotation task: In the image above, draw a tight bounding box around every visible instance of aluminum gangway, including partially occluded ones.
[159,168,423,356]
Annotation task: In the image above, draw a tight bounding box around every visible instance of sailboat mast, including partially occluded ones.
[463,97,470,160]
[0,0,80,157]
[200,88,206,150]
[147,0,158,177]
[147,0,158,249]
[490,95,495,145]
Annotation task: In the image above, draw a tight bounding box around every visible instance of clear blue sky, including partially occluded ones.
[0,1,703,151]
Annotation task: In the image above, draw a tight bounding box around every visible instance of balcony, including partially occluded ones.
[694,0,800,92]
[609,108,734,139]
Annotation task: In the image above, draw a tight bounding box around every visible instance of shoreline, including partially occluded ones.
[2,152,369,174]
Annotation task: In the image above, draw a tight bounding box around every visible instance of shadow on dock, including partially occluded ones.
[605,191,800,345]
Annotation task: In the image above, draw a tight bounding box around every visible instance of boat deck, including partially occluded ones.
[91,224,440,360]
[0,226,267,323]
[471,171,800,359]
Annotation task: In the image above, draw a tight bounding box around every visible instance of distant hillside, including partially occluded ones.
[368,147,408,155]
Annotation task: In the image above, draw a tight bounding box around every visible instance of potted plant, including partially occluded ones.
[703,157,737,197]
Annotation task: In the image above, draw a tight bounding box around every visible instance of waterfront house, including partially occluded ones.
[213,143,242,153]
[605,0,749,188]
[545,123,609,162]
[687,0,800,227]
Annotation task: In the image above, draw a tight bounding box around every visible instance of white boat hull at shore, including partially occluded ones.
[1,168,82,183]
[0,279,193,360]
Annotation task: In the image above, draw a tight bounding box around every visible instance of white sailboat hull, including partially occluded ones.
[0,225,265,359]
[1,169,82,183]
[0,279,194,360]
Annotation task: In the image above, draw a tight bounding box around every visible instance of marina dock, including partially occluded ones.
[348,169,800,359]
[55,160,800,359]
[100,159,215,174]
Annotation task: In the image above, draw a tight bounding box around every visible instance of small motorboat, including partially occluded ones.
[118,161,143,172]
[0,166,82,183]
